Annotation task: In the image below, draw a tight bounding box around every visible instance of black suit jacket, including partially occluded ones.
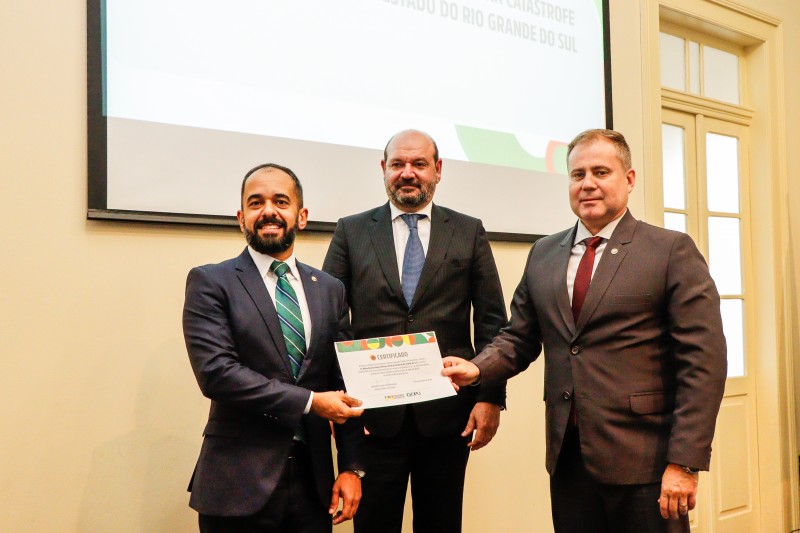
[475,212,727,484]
[183,248,363,516]
[323,203,507,437]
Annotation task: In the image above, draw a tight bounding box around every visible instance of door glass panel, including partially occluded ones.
[703,45,740,104]
[708,217,742,294]
[662,124,686,210]
[660,33,686,91]
[664,212,686,233]
[706,133,740,213]
[720,299,745,377]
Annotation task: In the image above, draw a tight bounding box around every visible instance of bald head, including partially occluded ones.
[383,129,439,163]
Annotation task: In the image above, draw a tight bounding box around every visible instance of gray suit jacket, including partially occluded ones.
[323,203,507,437]
[474,211,727,484]
[183,248,363,516]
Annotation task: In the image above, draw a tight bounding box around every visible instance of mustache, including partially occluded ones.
[254,217,286,230]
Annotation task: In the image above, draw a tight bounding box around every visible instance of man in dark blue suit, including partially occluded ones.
[183,163,365,533]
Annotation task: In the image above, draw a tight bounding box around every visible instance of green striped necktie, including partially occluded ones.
[270,260,306,381]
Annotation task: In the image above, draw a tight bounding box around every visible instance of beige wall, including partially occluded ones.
[775,0,800,512]
[2,0,799,531]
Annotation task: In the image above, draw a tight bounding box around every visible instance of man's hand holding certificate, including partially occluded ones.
[335,332,457,409]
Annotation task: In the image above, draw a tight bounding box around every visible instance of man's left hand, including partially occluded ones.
[329,471,362,524]
[461,402,501,451]
[659,463,699,520]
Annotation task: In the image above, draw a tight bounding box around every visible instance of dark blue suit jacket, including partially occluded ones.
[183,248,363,516]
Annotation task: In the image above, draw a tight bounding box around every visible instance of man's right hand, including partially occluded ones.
[441,356,481,389]
[310,391,364,424]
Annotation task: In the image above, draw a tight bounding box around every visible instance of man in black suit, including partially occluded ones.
[183,163,366,533]
[322,130,508,533]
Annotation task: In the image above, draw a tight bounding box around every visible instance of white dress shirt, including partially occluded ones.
[389,202,433,275]
[247,247,314,413]
[566,210,626,303]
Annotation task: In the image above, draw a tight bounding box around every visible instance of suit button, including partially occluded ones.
[408,314,414,322]
[571,346,580,355]
[563,391,571,400]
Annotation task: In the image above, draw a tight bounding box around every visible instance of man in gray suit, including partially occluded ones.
[443,129,727,532]
[323,130,507,533]
[183,163,365,532]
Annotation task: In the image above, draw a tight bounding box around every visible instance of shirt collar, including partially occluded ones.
[389,201,433,221]
[247,246,299,280]
[574,209,627,245]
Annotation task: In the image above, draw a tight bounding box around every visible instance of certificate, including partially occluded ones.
[335,331,457,409]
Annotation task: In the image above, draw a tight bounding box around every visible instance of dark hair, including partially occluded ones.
[566,129,632,170]
[383,129,439,163]
[240,163,304,207]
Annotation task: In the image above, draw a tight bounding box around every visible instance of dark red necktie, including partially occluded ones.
[571,236,603,323]
[569,236,602,428]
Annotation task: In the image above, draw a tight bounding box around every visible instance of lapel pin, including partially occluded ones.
[311,275,318,282]
[610,248,619,255]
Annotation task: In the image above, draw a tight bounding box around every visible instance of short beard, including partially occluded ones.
[387,181,436,209]
[244,217,298,256]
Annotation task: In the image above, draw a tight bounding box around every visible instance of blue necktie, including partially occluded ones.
[401,214,426,307]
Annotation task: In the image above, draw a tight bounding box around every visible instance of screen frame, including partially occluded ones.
[87,0,613,242]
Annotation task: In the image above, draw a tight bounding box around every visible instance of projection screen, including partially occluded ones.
[88,0,611,240]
